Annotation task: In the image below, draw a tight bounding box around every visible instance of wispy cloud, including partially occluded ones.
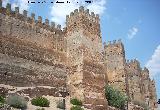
[146,45,160,78]
[50,0,107,26]
[127,27,138,40]
[2,0,31,13]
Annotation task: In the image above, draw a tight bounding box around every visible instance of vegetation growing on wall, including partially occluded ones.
[0,96,5,104]
[105,85,128,109]
[70,98,84,110]
[6,94,27,109]
[31,97,50,107]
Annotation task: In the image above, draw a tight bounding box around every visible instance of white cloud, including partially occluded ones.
[2,0,9,7]
[146,45,160,78]
[127,27,138,39]
[2,0,31,13]
[50,0,107,26]
[12,0,30,13]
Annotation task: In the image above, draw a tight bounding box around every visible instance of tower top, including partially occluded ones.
[142,67,150,79]
[66,6,100,26]
[104,39,124,53]
[104,39,122,47]
[65,6,102,45]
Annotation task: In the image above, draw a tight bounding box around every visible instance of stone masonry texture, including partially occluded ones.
[0,1,158,110]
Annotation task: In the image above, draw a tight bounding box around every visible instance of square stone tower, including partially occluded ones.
[104,40,127,93]
[65,6,108,109]
[126,59,143,102]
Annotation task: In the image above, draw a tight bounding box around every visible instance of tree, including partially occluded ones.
[105,85,128,109]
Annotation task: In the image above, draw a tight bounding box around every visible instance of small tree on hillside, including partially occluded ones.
[105,85,128,109]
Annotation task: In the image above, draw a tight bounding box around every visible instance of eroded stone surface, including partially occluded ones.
[0,2,157,110]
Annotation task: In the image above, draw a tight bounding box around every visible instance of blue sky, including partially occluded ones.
[3,0,160,100]
[101,0,160,100]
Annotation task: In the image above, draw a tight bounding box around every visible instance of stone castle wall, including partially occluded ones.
[0,2,108,110]
[66,6,103,64]
[65,6,108,109]
[0,1,158,110]
[82,59,107,109]
[0,4,66,52]
[104,40,158,110]
[0,34,67,97]
[126,59,143,102]
[104,40,127,93]
[0,1,68,102]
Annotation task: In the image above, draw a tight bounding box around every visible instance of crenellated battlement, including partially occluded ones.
[142,67,149,73]
[126,59,142,79]
[104,39,122,48]
[104,39,125,57]
[126,59,140,67]
[65,6,101,43]
[66,6,100,26]
[0,2,62,32]
[151,79,156,85]
[141,67,150,79]
[0,1,66,52]
[65,6,103,63]
[126,59,136,64]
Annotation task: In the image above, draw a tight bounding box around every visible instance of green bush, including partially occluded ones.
[70,98,82,106]
[105,85,128,109]
[57,100,65,109]
[70,106,84,110]
[0,96,5,103]
[31,97,50,107]
[6,94,27,109]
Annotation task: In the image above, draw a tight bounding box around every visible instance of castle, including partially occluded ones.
[0,1,158,110]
